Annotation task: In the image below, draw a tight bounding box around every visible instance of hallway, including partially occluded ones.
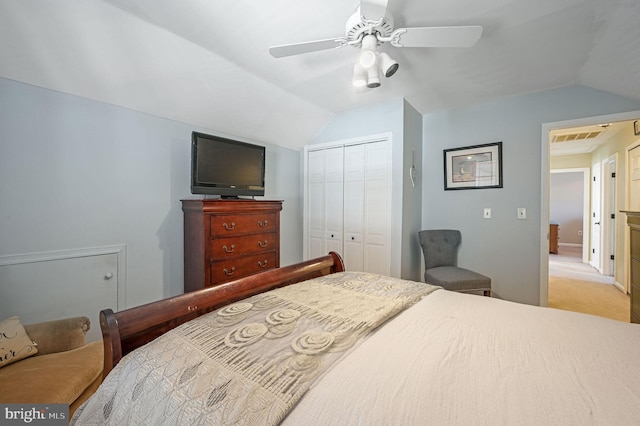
[548,245,630,322]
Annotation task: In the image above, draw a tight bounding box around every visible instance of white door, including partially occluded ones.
[591,162,602,272]
[343,144,365,271]
[324,148,344,254]
[307,150,326,259]
[306,147,344,259]
[0,252,118,342]
[305,137,391,275]
[602,157,616,277]
[362,141,390,275]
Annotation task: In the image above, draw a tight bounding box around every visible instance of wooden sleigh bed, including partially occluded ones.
[74,252,640,426]
[100,252,346,378]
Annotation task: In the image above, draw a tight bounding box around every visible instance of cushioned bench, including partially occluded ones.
[0,316,103,417]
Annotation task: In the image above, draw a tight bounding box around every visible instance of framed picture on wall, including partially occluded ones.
[444,142,503,190]
[634,120,640,136]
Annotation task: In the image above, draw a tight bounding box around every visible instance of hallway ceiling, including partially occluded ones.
[1,0,640,150]
[550,121,629,156]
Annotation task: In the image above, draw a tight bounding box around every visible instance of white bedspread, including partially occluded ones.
[282,290,640,425]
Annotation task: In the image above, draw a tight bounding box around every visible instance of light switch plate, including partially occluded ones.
[517,208,526,219]
[484,208,491,219]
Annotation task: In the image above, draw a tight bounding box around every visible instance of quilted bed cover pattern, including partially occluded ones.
[71,271,437,425]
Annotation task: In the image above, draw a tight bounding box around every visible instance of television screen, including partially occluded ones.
[191,132,265,198]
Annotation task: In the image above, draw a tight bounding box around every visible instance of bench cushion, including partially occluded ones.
[0,340,103,417]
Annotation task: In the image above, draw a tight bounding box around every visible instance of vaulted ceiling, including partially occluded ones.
[1,0,639,150]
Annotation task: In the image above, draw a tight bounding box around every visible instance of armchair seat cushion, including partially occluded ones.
[425,266,491,293]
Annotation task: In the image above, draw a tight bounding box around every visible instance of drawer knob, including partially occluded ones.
[223,244,236,253]
[223,267,236,276]
[257,240,268,248]
[258,260,268,268]
[258,220,268,227]
[223,222,236,231]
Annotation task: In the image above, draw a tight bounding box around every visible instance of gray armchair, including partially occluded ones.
[418,229,491,296]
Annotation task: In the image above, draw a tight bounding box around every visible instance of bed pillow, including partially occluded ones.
[0,316,38,368]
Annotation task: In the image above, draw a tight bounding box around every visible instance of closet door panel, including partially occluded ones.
[363,141,390,274]
[344,144,365,271]
[324,147,344,254]
[307,150,326,259]
[364,245,389,276]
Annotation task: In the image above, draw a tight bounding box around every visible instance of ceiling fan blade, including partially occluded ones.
[360,0,389,21]
[391,26,483,48]
[269,37,347,58]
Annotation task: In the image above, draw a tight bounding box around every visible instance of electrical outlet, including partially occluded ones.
[484,208,491,219]
[517,208,526,219]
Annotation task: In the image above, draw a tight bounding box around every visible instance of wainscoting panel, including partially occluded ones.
[0,245,125,342]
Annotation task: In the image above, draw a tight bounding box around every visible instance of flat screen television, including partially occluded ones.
[191,131,266,198]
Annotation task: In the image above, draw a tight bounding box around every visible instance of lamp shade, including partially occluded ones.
[366,66,380,88]
[378,52,399,77]
[352,63,367,87]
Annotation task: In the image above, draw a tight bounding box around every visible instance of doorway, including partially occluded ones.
[540,110,640,307]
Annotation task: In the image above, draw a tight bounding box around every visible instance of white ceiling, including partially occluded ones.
[1,0,639,150]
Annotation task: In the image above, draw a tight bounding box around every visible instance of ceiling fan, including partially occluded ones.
[268,0,483,89]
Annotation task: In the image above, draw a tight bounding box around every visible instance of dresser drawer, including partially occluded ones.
[210,251,277,284]
[210,213,277,236]
[210,232,278,259]
[632,228,640,261]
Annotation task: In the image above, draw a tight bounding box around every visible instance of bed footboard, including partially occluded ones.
[100,252,344,378]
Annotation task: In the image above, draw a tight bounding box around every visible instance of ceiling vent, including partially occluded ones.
[550,124,610,144]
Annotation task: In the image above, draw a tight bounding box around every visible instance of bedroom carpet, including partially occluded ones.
[548,245,630,323]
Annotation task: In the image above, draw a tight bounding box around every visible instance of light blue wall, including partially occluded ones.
[422,85,640,305]
[401,100,423,281]
[0,77,302,308]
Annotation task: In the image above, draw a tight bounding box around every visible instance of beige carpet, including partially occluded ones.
[548,245,630,323]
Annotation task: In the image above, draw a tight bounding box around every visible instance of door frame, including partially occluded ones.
[540,110,640,306]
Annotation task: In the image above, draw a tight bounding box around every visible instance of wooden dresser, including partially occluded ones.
[623,211,640,324]
[182,199,282,293]
[549,223,559,254]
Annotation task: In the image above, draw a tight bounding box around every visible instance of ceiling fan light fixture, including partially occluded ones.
[352,63,368,88]
[366,66,381,88]
[378,52,398,77]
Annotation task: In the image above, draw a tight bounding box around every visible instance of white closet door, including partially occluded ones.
[305,137,390,275]
[362,141,390,275]
[324,147,344,254]
[307,147,344,258]
[344,144,365,271]
[307,150,326,259]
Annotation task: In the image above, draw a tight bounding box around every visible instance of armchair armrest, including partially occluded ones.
[24,316,90,356]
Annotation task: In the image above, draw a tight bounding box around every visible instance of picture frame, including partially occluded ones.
[634,120,640,136]
[444,142,503,190]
